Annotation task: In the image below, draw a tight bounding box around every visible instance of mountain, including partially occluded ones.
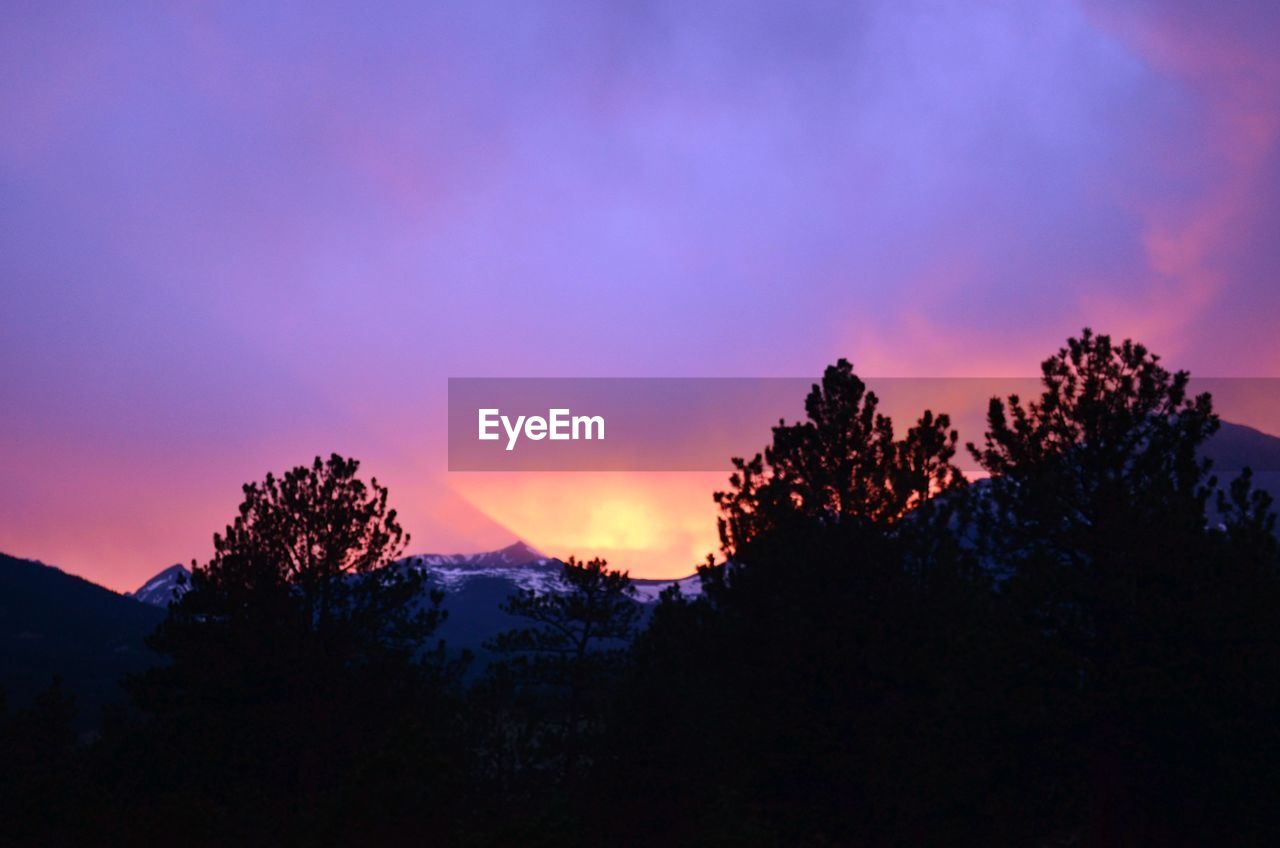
[11,420,1277,724]
[127,420,1280,639]
[0,552,165,724]
[128,563,189,607]
[1203,420,1280,503]
[0,543,692,728]
[1203,420,1280,472]
[128,541,702,657]
[402,542,701,653]
[404,540,701,600]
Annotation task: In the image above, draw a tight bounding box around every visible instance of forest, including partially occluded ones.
[4,329,1279,846]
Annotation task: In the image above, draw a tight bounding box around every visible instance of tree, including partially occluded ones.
[168,453,436,658]
[486,557,639,785]
[967,329,1226,668]
[708,359,970,620]
[969,329,1280,843]
[618,360,1016,845]
[124,454,457,842]
[714,358,965,562]
[970,328,1219,573]
[0,678,81,843]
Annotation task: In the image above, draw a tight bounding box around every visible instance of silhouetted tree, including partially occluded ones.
[169,453,436,655]
[970,328,1218,573]
[1217,466,1279,557]
[122,455,460,843]
[13,337,1280,847]
[714,358,965,566]
[0,678,80,842]
[485,557,639,789]
[613,359,1022,845]
[970,329,1280,844]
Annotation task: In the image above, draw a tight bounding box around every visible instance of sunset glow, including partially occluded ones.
[451,472,724,577]
[3,1,1279,593]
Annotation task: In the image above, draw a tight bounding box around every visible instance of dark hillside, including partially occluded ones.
[0,553,164,725]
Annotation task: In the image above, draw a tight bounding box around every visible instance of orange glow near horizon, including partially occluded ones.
[450,471,725,580]
[5,0,1280,597]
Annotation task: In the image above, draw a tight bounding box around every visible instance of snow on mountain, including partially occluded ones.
[404,541,565,594]
[404,541,702,600]
[411,540,547,569]
[630,574,703,602]
[128,542,701,608]
[128,563,190,607]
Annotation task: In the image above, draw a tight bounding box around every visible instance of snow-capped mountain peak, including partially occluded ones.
[404,540,562,593]
[128,542,701,609]
[408,540,548,569]
[128,563,189,607]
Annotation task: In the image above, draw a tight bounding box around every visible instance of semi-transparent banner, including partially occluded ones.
[447,377,1280,472]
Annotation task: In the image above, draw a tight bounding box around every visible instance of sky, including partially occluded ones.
[2,0,1279,592]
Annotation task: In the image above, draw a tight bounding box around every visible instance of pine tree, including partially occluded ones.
[969,328,1218,573]
[969,329,1280,843]
[163,453,438,662]
[125,455,455,841]
[708,358,969,614]
[487,557,639,784]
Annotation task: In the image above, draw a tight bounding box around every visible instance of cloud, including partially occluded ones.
[2,1,1278,587]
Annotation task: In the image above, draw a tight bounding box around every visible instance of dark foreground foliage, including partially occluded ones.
[4,330,1280,846]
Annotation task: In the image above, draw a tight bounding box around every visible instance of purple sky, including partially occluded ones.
[3,1,1279,591]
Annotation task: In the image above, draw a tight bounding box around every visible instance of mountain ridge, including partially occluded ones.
[128,540,703,608]
[0,552,164,722]
[124,540,702,669]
